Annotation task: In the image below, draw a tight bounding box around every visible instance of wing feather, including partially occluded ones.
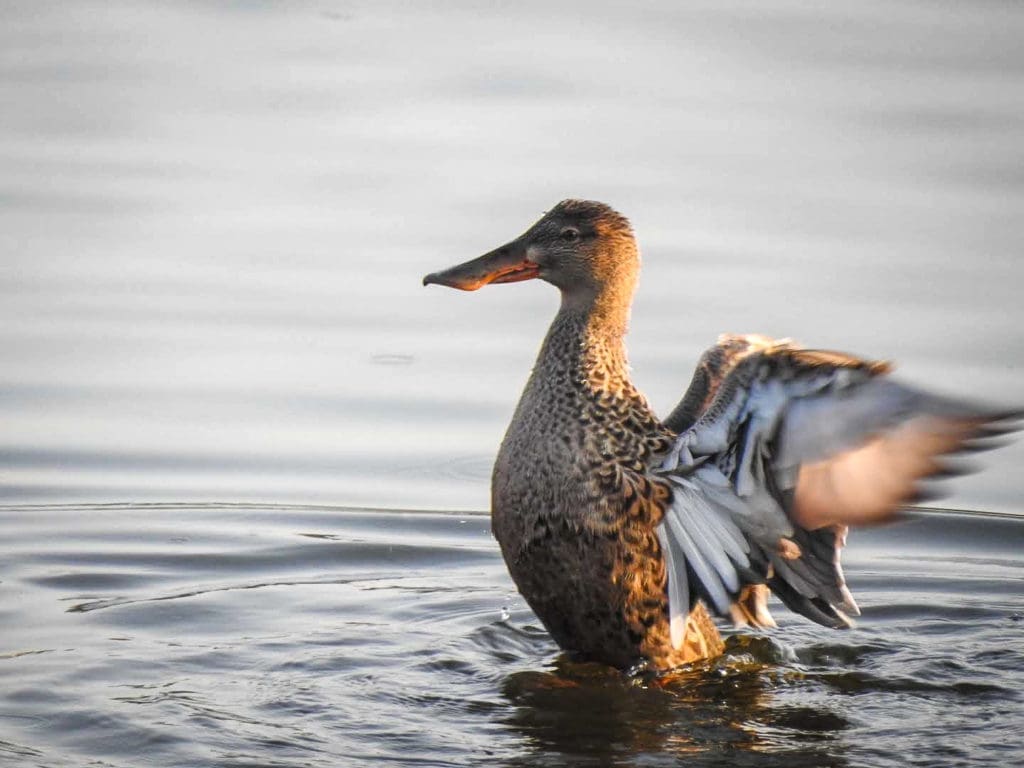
[662,498,734,615]
[655,524,689,648]
[656,334,1018,647]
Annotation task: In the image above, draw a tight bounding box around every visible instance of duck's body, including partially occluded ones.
[424,199,1015,673]
[492,306,710,669]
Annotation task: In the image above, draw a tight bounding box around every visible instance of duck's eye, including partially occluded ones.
[559,228,580,241]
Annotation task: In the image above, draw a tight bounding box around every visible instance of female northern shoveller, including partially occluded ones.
[423,200,1017,673]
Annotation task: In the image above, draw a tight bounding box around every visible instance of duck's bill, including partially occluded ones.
[422,240,539,291]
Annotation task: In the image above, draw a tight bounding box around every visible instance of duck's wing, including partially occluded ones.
[656,334,1018,648]
[662,335,777,433]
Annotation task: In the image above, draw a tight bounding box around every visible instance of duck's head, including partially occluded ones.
[423,200,639,307]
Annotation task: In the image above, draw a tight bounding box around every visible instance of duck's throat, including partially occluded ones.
[578,325,634,397]
[543,299,637,400]
[576,284,639,393]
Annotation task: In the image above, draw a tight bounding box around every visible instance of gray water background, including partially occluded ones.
[1,1,1023,766]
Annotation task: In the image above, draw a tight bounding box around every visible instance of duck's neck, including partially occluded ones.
[545,288,637,399]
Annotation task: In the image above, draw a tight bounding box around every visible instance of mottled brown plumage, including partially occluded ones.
[490,307,704,670]
[423,199,1017,673]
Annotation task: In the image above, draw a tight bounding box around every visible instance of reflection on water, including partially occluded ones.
[2,1,1024,766]
[499,654,839,768]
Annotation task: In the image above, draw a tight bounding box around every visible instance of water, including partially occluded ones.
[1,1,1023,766]
[3,504,1023,767]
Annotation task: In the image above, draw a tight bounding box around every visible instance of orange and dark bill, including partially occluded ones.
[423,240,539,291]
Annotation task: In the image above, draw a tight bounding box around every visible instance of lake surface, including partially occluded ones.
[2,503,1023,767]
[1,1,1022,766]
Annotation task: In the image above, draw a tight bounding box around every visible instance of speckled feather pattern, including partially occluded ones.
[492,310,723,669]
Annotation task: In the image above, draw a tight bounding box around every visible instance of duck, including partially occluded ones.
[423,199,1016,673]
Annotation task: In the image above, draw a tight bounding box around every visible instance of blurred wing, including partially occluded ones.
[656,335,1018,648]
